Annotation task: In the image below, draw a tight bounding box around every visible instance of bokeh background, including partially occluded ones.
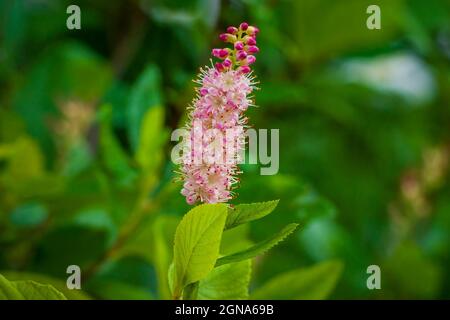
[0,0,449,299]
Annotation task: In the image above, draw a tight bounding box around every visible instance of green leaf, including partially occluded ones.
[55,42,112,102]
[183,282,199,300]
[294,187,336,224]
[0,0,26,60]
[33,225,109,278]
[0,274,22,299]
[99,104,137,188]
[0,271,90,300]
[136,105,166,170]
[250,260,343,300]
[216,223,299,267]
[152,216,178,300]
[171,204,228,299]
[127,65,162,150]
[62,141,93,177]
[117,215,178,299]
[285,0,403,64]
[115,219,155,264]
[225,200,279,230]
[220,224,253,255]
[0,136,44,181]
[0,109,25,143]
[10,203,48,228]
[85,255,156,300]
[135,105,167,190]
[11,281,67,300]
[198,260,251,300]
[0,136,64,198]
[0,274,67,300]
[382,242,443,299]
[146,0,220,28]
[168,262,175,298]
[86,280,153,300]
[116,214,176,257]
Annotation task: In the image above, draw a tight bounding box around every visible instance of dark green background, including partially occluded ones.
[0,0,449,299]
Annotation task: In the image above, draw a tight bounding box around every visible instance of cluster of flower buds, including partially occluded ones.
[212,22,260,74]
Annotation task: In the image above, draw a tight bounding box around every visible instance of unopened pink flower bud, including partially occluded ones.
[236,50,247,60]
[227,26,238,34]
[239,22,249,31]
[246,55,256,65]
[218,49,229,58]
[246,26,259,36]
[238,65,251,74]
[234,41,244,50]
[219,33,237,43]
[246,26,258,35]
[215,62,225,71]
[212,48,221,57]
[222,58,232,68]
[246,37,256,46]
[247,45,259,54]
[200,88,208,96]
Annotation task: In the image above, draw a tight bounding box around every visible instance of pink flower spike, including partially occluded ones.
[227,26,238,34]
[236,50,247,60]
[247,45,259,54]
[234,41,244,50]
[239,22,249,31]
[246,55,256,65]
[178,23,260,205]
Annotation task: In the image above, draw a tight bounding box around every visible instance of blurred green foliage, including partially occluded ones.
[0,0,449,299]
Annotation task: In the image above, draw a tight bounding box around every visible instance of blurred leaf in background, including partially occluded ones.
[0,0,449,300]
